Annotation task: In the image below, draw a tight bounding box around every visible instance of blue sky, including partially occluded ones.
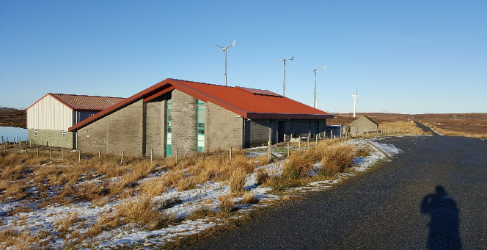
[1,1,486,114]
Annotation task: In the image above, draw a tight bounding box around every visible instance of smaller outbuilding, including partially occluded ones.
[347,116,379,136]
[27,94,125,148]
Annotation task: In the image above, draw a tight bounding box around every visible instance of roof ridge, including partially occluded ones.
[49,93,126,99]
[171,78,235,88]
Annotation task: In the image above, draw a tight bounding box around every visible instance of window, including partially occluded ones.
[166,99,172,156]
[197,100,205,152]
[34,130,37,136]
[62,130,65,139]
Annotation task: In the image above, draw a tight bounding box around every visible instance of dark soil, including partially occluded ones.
[0,109,26,128]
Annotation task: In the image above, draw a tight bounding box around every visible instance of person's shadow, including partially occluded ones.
[421,185,462,250]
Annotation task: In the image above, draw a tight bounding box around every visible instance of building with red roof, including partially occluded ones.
[27,93,125,148]
[68,78,333,157]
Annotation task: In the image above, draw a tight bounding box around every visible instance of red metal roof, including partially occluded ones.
[27,93,125,111]
[69,78,333,132]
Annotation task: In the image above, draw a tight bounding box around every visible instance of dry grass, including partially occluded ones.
[56,212,79,238]
[218,194,234,214]
[241,192,259,204]
[0,139,359,248]
[320,144,355,177]
[425,123,487,138]
[229,168,247,194]
[379,121,430,135]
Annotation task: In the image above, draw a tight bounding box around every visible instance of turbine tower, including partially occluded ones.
[352,88,358,118]
[281,56,294,97]
[216,41,235,86]
[312,66,326,108]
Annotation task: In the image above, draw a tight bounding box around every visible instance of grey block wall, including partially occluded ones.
[28,129,75,148]
[145,95,167,158]
[171,90,197,156]
[206,102,243,151]
[77,100,144,156]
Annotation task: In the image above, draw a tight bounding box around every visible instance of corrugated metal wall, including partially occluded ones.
[27,95,73,130]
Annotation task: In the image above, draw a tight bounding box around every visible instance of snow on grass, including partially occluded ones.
[0,138,400,249]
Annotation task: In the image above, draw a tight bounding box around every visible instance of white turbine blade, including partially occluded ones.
[290,56,294,61]
[232,40,236,46]
[323,65,327,69]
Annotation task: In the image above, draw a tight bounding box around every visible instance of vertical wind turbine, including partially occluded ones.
[216,41,236,86]
[281,56,294,97]
[352,88,358,117]
[312,66,326,108]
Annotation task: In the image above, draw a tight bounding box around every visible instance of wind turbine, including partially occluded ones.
[312,66,326,108]
[352,88,358,118]
[281,55,294,97]
[216,41,235,86]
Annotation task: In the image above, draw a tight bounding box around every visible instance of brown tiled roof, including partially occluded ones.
[69,78,334,132]
[27,94,125,111]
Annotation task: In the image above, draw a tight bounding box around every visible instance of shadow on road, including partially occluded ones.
[421,185,462,250]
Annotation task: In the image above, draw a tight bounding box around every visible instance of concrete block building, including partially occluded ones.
[348,116,379,136]
[68,78,334,157]
[27,94,125,148]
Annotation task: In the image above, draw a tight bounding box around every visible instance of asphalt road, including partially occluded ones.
[190,134,487,249]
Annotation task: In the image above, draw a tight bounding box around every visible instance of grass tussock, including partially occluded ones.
[218,194,235,214]
[241,192,259,204]
[320,144,355,177]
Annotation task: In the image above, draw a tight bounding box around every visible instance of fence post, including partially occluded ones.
[151,149,153,165]
[307,136,310,150]
[49,148,52,158]
[79,150,81,162]
[3,143,5,154]
[99,150,101,159]
[37,147,39,157]
[176,149,178,164]
[121,151,124,165]
[298,139,301,151]
[62,150,64,160]
[229,147,232,160]
[287,142,290,157]
[46,141,48,147]
[315,134,318,146]
[29,139,31,147]
[1,136,3,144]
[267,141,271,162]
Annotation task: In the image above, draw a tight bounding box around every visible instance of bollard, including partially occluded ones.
[230,147,232,160]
